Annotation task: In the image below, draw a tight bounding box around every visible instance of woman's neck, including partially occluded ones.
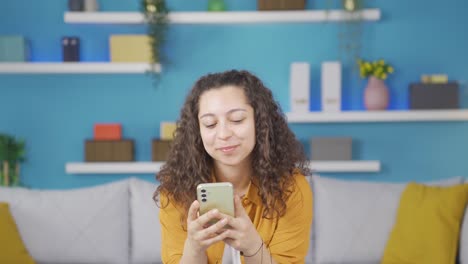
[214,162,252,196]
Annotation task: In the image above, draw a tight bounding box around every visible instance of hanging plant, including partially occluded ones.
[325,0,366,66]
[141,0,169,87]
[339,0,366,67]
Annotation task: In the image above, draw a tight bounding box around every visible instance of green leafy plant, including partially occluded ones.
[0,133,26,187]
[141,0,169,87]
[357,58,394,80]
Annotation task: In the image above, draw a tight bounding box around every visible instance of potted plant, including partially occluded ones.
[357,58,395,110]
[0,133,26,187]
[141,0,169,87]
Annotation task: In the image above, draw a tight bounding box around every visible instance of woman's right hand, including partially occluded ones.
[183,200,229,258]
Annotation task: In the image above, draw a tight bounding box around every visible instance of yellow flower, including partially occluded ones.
[357,58,394,79]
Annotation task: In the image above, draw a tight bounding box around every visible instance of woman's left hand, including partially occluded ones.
[221,195,263,255]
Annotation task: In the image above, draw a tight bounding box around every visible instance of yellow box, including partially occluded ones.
[160,122,177,140]
[430,74,449,84]
[421,74,448,84]
[109,35,152,62]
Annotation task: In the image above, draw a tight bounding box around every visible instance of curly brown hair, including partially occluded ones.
[154,69,309,223]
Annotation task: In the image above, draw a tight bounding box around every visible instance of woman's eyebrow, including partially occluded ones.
[226,108,247,115]
[199,113,215,119]
[199,108,247,119]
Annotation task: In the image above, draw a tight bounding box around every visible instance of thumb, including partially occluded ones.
[187,200,200,223]
[234,195,246,217]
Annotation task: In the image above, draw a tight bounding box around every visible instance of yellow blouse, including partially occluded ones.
[159,173,313,264]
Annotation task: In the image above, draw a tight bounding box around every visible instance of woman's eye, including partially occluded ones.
[204,123,216,128]
[232,119,244,123]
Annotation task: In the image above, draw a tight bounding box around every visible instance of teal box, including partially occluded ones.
[0,36,28,62]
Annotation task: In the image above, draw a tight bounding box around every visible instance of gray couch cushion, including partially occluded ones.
[129,178,162,264]
[310,175,464,264]
[0,179,130,264]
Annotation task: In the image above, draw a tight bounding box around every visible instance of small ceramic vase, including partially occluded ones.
[364,76,389,110]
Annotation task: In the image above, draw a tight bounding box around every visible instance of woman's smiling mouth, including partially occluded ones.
[218,145,238,153]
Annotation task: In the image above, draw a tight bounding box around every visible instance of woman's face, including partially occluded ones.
[198,85,256,168]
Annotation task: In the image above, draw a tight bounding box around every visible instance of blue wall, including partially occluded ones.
[1,0,467,189]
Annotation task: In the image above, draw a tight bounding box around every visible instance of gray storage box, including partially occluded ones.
[311,137,352,161]
[409,82,459,109]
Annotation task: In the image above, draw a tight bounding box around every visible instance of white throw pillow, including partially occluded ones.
[129,177,161,264]
[0,179,130,264]
[311,175,464,264]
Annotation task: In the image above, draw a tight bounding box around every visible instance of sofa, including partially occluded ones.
[1,176,467,264]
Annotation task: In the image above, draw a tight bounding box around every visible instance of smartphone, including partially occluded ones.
[196,182,235,226]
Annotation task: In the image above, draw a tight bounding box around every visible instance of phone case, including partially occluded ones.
[197,182,235,219]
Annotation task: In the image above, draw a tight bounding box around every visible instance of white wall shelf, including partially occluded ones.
[66,162,164,174]
[64,9,380,24]
[309,161,380,172]
[0,62,161,74]
[65,160,380,174]
[286,109,468,123]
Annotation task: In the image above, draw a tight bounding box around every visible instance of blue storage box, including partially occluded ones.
[0,36,28,62]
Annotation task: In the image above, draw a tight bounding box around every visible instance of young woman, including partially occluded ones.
[154,70,312,263]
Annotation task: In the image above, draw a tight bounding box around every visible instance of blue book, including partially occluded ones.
[62,36,80,62]
[0,36,28,62]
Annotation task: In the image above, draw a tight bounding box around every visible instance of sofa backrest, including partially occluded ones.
[129,178,162,264]
[2,176,466,264]
[0,180,130,264]
[309,175,466,264]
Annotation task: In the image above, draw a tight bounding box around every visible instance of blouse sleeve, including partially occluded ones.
[268,174,313,264]
[159,192,187,263]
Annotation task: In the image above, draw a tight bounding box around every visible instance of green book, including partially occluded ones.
[0,36,28,62]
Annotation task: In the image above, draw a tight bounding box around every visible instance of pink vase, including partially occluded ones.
[364,76,389,110]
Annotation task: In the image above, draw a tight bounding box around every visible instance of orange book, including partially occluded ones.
[94,123,122,140]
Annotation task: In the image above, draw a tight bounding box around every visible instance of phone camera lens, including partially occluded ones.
[201,189,206,193]
[201,198,207,202]
[201,194,207,197]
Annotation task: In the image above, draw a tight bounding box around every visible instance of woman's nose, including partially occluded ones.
[216,122,232,139]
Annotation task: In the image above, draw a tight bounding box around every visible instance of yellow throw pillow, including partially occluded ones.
[0,202,36,264]
[381,183,468,264]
